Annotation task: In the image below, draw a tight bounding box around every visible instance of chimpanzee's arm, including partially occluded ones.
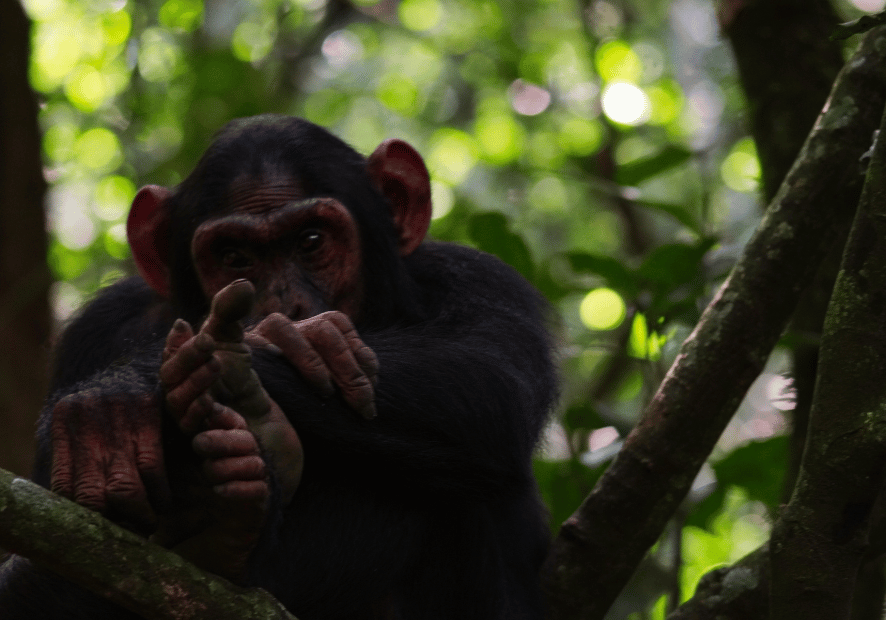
[246,247,554,618]
[256,243,557,493]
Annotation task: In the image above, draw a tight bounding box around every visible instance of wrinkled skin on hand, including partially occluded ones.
[49,387,170,531]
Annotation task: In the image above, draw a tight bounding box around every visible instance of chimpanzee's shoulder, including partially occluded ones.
[50,276,173,392]
[407,241,548,321]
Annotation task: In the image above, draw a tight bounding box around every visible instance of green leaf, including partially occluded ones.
[562,403,606,433]
[635,200,704,237]
[686,436,789,530]
[636,240,715,288]
[714,436,788,511]
[565,252,637,295]
[615,145,692,186]
[533,458,606,533]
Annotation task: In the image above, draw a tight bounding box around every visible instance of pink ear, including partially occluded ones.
[127,185,172,296]
[367,139,432,256]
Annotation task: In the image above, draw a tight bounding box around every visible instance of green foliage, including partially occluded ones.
[534,458,606,533]
[687,436,790,530]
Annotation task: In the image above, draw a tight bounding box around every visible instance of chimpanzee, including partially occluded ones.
[0,115,557,620]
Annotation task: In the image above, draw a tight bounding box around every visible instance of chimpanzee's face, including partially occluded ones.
[190,175,364,322]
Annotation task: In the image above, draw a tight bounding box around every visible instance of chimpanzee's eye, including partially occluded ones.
[297,229,324,255]
[221,248,254,270]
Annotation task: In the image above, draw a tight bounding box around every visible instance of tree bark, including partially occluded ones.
[0,468,296,620]
[769,68,886,620]
[0,0,51,477]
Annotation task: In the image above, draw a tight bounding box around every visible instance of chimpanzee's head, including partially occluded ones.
[126,115,432,327]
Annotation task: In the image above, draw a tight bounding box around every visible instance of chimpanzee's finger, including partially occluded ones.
[172,392,216,435]
[203,454,267,485]
[200,279,254,345]
[69,404,111,513]
[206,402,249,431]
[193,428,261,458]
[133,394,172,513]
[49,397,79,500]
[164,359,220,425]
[212,479,270,502]
[163,319,194,362]
[300,318,376,420]
[160,331,217,389]
[252,313,335,396]
[315,311,380,385]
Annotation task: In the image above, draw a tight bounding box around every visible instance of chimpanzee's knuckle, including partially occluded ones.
[343,374,374,397]
[261,312,290,334]
[135,448,164,477]
[320,310,354,331]
[106,470,143,501]
[73,479,107,511]
[50,470,74,495]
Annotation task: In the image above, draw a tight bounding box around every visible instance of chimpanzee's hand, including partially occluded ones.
[246,311,380,420]
[159,280,303,505]
[153,403,270,583]
[49,387,169,531]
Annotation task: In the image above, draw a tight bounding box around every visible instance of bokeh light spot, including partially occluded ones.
[322,30,364,67]
[431,181,454,220]
[232,22,275,63]
[628,313,664,360]
[595,40,642,83]
[851,0,886,9]
[102,10,132,45]
[509,80,551,116]
[558,118,605,156]
[646,83,682,125]
[93,176,136,222]
[376,74,420,116]
[138,29,182,82]
[580,288,626,330]
[159,0,203,32]
[32,26,81,91]
[721,138,760,192]
[398,0,442,31]
[74,128,121,171]
[428,129,477,184]
[65,65,107,112]
[528,177,568,213]
[601,82,650,126]
[476,113,524,164]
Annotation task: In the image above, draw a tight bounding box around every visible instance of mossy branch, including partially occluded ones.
[0,468,296,620]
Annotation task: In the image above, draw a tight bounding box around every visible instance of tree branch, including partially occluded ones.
[540,27,886,620]
[769,61,886,620]
[0,468,296,620]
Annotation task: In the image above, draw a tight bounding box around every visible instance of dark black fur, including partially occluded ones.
[0,116,557,620]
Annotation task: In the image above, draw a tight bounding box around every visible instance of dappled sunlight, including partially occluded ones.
[580,288,626,331]
[509,79,551,116]
[601,82,651,126]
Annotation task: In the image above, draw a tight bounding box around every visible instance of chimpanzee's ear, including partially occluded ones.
[127,185,172,297]
[367,139,432,256]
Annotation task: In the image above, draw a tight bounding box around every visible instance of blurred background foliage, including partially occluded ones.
[19,0,885,616]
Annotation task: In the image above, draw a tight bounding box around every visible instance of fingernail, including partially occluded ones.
[362,401,377,421]
[266,344,283,356]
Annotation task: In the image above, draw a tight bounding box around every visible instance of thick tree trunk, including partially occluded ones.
[0,0,51,476]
